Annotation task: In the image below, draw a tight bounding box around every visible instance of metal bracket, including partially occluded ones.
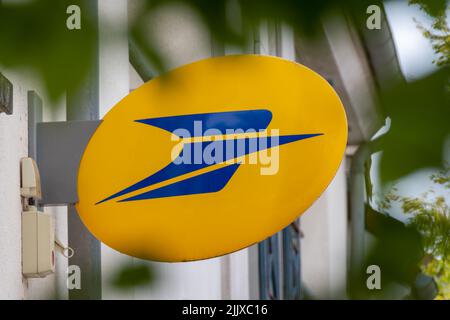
[36,120,102,205]
[28,91,43,159]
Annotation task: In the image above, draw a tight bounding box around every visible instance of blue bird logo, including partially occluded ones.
[97,109,322,204]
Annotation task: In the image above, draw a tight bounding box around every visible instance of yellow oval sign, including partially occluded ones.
[77,55,347,262]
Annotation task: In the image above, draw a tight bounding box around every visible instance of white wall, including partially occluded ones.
[0,71,29,299]
[0,69,68,300]
[300,160,348,299]
[97,0,135,300]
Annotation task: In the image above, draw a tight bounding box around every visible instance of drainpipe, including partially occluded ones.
[349,142,371,277]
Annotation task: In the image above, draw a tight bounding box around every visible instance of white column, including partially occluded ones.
[97,0,133,300]
[300,160,348,299]
[0,69,69,299]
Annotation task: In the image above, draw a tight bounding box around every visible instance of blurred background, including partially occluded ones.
[0,0,448,300]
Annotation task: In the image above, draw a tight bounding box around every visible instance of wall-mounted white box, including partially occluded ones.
[20,157,42,200]
[22,209,55,278]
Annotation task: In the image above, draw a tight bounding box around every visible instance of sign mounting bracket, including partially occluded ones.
[36,120,102,205]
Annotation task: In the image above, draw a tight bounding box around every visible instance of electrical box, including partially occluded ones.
[22,208,55,277]
[20,157,42,199]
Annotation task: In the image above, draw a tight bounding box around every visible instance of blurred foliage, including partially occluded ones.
[0,0,449,298]
[138,0,375,41]
[350,206,426,299]
[0,0,446,182]
[409,0,449,66]
[129,0,381,75]
[374,0,450,182]
[431,165,450,187]
[409,0,449,18]
[378,67,450,184]
[110,262,156,290]
[0,0,96,101]
[423,256,450,299]
[377,165,450,299]
[0,0,385,99]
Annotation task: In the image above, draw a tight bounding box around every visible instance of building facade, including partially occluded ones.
[0,0,397,299]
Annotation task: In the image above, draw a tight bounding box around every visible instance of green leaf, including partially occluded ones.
[379,67,450,184]
[110,262,155,290]
[0,0,96,101]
